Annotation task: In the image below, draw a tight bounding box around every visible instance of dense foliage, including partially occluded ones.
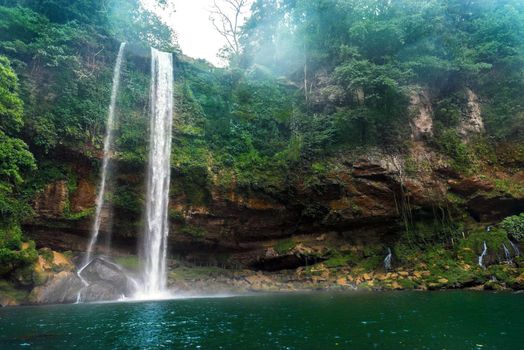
[166,0,524,194]
[501,213,524,242]
[0,55,37,274]
[0,0,522,267]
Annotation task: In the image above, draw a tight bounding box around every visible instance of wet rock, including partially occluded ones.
[30,271,83,304]
[78,257,135,302]
[467,195,524,221]
[0,294,19,307]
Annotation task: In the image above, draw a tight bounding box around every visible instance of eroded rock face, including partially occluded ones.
[459,89,484,139]
[410,90,433,140]
[33,181,68,218]
[70,179,96,212]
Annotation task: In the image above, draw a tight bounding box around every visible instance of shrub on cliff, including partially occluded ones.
[501,213,524,242]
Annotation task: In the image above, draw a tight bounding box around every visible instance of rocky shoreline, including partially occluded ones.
[2,249,524,307]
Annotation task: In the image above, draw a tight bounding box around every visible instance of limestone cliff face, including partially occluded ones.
[24,157,524,267]
[33,181,68,218]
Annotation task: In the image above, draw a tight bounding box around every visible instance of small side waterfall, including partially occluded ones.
[384,248,392,271]
[82,42,126,268]
[502,243,512,264]
[478,241,488,269]
[510,241,520,257]
[139,48,174,298]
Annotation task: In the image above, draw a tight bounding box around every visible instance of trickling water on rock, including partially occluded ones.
[478,241,488,269]
[502,243,512,264]
[384,248,392,271]
[510,241,520,257]
[138,48,174,298]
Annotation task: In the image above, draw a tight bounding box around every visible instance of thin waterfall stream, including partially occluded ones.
[137,47,174,298]
[76,42,126,302]
[478,241,488,269]
[82,42,126,267]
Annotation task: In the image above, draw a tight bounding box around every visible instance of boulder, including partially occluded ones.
[30,271,83,304]
[78,257,136,302]
[0,294,19,307]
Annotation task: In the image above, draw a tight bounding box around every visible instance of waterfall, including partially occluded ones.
[140,48,173,297]
[75,43,125,303]
[510,241,520,257]
[502,243,512,264]
[478,241,488,269]
[384,248,392,271]
[81,42,126,268]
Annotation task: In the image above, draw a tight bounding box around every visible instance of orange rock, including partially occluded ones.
[336,277,347,286]
[391,281,403,290]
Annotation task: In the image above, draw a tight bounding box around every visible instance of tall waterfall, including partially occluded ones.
[82,42,126,268]
[140,48,174,297]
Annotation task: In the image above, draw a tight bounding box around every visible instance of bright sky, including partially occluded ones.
[141,0,251,67]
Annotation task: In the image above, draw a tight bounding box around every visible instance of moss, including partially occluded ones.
[492,179,524,197]
[446,192,467,205]
[324,254,354,268]
[486,264,517,285]
[0,280,28,304]
[38,248,54,263]
[169,266,229,282]
[356,256,382,271]
[65,207,94,220]
[180,225,207,239]
[433,128,475,174]
[113,255,140,271]
[274,238,295,255]
[404,156,418,176]
[311,162,327,175]
[169,209,186,223]
[459,228,510,265]
[398,278,417,289]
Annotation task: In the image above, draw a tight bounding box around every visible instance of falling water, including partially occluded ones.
[478,241,488,269]
[384,248,392,271]
[81,42,126,268]
[139,48,173,297]
[502,243,513,264]
[75,43,126,303]
[510,241,520,257]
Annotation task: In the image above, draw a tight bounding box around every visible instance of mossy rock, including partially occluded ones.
[113,255,140,271]
[0,280,28,306]
[274,239,295,255]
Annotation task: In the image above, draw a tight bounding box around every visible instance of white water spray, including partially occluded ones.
[139,48,173,298]
[478,241,488,269]
[82,42,126,268]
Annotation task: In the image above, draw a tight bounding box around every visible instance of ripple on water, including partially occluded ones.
[0,292,523,349]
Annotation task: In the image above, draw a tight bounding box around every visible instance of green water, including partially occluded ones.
[0,291,522,349]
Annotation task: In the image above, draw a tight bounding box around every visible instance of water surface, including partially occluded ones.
[0,291,522,349]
